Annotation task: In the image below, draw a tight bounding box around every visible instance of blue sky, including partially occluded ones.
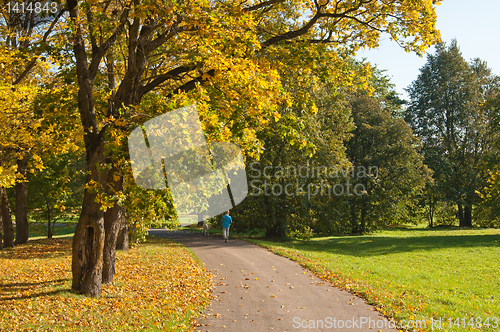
[357,0,500,99]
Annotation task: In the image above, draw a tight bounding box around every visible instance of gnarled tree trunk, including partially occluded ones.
[15,156,29,244]
[68,0,131,296]
[71,138,106,297]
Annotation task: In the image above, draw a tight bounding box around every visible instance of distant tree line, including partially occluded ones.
[231,40,500,237]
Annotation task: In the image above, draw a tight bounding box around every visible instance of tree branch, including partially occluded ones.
[166,69,216,99]
[13,9,66,85]
[87,9,98,55]
[261,11,322,49]
[260,0,376,49]
[143,19,196,55]
[67,0,98,136]
[88,8,130,80]
[139,65,197,98]
[13,60,37,86]
[242,0,285,12]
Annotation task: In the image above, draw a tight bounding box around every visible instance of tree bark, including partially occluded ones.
[15,156,29,244]
[71,139,106,297]
[0,187,15,248]
[102,207,119,284]
[116,208,129,251]
[0,213,2,250]
[102,168,124,284]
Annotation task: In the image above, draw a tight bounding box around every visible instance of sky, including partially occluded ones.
[357,0,500,100]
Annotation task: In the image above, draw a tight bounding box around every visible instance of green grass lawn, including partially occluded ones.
[245,227,500,331]
[13,222,76,241]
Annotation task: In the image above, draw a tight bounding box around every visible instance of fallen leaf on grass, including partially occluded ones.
[0,237,212,331]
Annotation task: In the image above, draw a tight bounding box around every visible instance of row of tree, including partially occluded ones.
[5,0,495,300]
[231,40,500,236]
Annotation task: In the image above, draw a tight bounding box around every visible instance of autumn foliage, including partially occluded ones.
[0,236,212,331]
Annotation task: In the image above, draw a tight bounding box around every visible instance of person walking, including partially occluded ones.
[221,210,232,242]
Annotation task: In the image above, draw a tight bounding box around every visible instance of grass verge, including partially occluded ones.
[244,227,500,332]
[0,236,212,331]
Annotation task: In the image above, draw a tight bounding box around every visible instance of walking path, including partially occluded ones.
[149,230,397,332]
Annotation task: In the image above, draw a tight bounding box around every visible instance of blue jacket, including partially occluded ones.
[221,215,233,228]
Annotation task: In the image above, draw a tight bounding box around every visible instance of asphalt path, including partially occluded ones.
[149,229,397,332]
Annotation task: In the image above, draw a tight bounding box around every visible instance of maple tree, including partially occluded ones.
[0,46,41,247]
[0,2,69,246]
[62,0,441,296]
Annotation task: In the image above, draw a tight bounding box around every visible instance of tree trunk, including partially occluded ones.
[67,0,134,297]
[116,208,129,251]
[428,204,434,228]
[46,202,53,239]
[266,224,278,238]
[360,204,367,233]
[266,221,286,238]
[464,203,472,227]
[0,208,3,249]
[350,201,358,234]
[15,157,29,244]
[0,187,15,248]
[427,191,435,228]
[458,203,466,227]
[102,207,119,284]
[102,169,124,284]
[71,139,106,297]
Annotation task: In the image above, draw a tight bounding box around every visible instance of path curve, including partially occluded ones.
[149,230,397,332]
